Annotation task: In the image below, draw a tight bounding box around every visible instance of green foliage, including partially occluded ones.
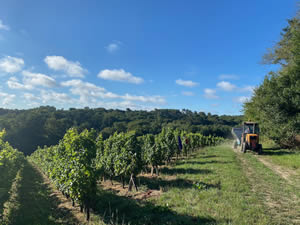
[0,107,242,155]
[0,129,24,181]
[97,131,142,184]
[29,128,97,221]
[244,14,300,148]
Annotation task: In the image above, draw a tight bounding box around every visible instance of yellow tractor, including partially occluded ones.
[240,122,262,154]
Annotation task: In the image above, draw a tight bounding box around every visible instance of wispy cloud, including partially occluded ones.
[0,56,24,73]
[44,56,87,78]
[40,90,73,104]
[98,69,144,84]
[121,94,165,104]
[218,74,239,80]
[235,96,250,103]
[211,103,219,107]
[106,41,121,53]
[7,77,32,90]
[0,92,15,105]
[204,88,218,99]
[217,81,236,91]
[175,79,198,87]
[23,93,40,101]
[7,71,57,90]
[22,71,57,88]
[240,85,254,93]
[61,79,165,105]
[0,20,10,31]
[182,91,195,96]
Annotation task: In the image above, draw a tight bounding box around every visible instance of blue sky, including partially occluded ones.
[0,0,298,114]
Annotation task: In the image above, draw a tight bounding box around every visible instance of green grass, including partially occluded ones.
[262,147,300,172]
[242,152,300,224]
[147,146,272,225]
[1,161,79,225]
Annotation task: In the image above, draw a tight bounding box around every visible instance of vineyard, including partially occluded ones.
[0,126,299,224]
[0,129,25,221]
[28,127,223,221]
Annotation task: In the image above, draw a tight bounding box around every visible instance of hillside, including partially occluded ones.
[0,107,242,155]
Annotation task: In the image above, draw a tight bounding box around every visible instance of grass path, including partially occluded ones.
[1,161,80,225]
[233,146,300,224]
[255,155,297,184]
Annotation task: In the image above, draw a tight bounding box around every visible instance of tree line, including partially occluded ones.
[0,107,242,155]
[29,127,223,221]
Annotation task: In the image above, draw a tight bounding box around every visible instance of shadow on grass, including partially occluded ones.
[199,154,218,159]
[175,160,233,166]
[160,167,211,175]
[0,173,16,216]
[262,148,295,156]
[139,176,195,190]
[93,189,217,225]
[6,161,79,225]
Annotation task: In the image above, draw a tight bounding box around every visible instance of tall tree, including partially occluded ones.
[244,14,300,148]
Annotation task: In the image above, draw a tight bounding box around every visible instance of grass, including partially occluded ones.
[1,161,79,225]
[241,152,300,224]
[262,147,300,172]
[0,164,24,219]
[147,146,272,225]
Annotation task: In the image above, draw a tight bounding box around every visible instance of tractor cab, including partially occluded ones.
[241,122,262,154]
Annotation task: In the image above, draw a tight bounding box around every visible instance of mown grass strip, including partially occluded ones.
[241,152,300,225]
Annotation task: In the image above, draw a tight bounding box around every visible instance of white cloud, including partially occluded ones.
[40,90,73,104]
[44,56,87,78]
[106,41,121,53]
[61,79,106,102]
[0,92,15,105]
[7,71,56,90]
[98,69,144,84]
[240,85,254,93]
[61,79,165,105]
[218,74,239,80]
[0,56,24,73]
[0,20,10,31]
[182,91,195,96]
[236,96,250,103]
[175,79,198,87]
[23,93,40,101]
[22,71,57,88]
[7,77,32,90]
[204,88,218,99]
[217,81,236,91]
[121,94,165,104]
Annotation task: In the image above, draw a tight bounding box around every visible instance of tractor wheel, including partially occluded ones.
[257,144,262,155]
[241,143,246,153]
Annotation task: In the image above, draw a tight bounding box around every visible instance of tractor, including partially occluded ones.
[240,122,262,154]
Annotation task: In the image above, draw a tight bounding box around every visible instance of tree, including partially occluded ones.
[244,14,300,148]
